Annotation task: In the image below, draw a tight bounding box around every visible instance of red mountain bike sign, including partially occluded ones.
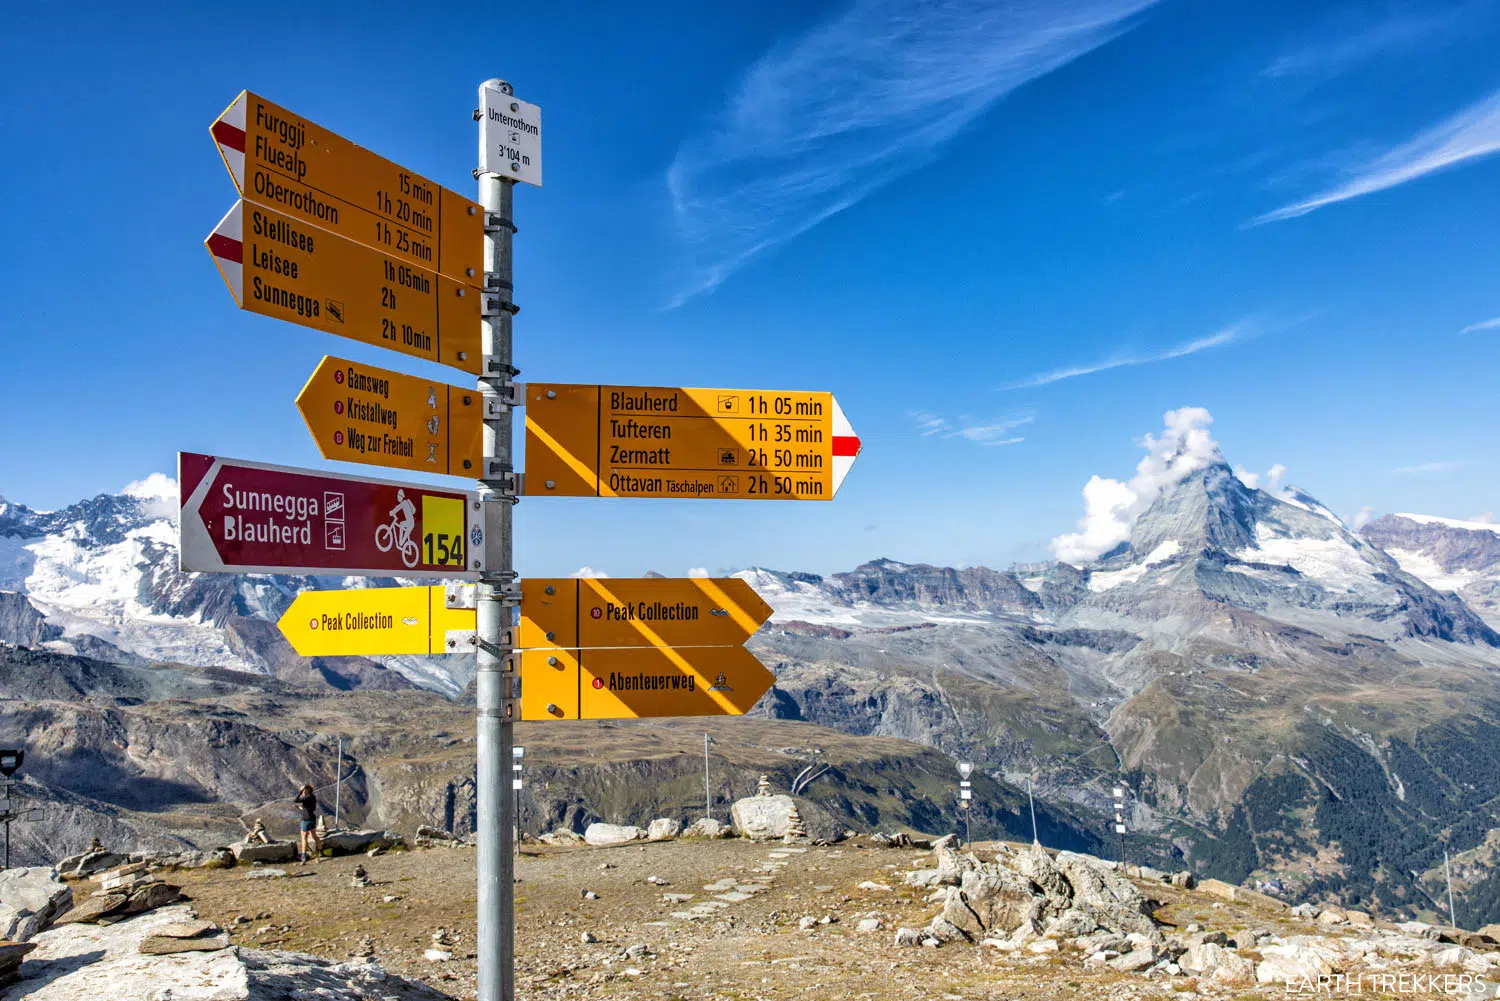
[178,452,483,579]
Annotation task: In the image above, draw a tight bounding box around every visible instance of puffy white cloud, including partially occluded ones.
[1352,505,1377,530]
[1266,464,1288,491]
[1051,407,1223,563]
[122,472,178,523]
[1471,512,1496,524]
[687,567,710,578]
[1234,466,1260,489]
[571,567,609,578]
[122,472,176,499]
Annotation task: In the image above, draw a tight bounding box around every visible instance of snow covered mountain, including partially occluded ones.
[5,423,1500,920]
[0,480,465,694]
[1361,513,1500,630]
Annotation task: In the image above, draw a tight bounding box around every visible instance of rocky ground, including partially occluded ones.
[17,836,1491,1000]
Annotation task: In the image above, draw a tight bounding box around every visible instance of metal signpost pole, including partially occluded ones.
[476,77,519,1001]
[704,734,711,822]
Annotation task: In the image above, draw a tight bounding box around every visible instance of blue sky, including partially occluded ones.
[2,0,1498,575]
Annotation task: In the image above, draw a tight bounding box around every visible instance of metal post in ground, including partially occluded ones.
[1113,784,1127,869]
[1445,849,1458,928]
[513,745,524,856]
[475,76,520,1001]
[334,735,342,830]
[1028,775,1039,846]
[704,733,711,822]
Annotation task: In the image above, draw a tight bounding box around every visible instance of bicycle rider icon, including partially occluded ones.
[374,489,420,568]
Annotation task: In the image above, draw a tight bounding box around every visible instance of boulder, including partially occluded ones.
[1256,938,1344,984]
[118,881,182,917]
[1182,942,1257,986]
[893,927,923,947]
[1170,871,1195,890]
[0,939,35,973]
[54,893,126,925]
[730,794,796,840]
[1479,924,1500,944]
[949,868,1047,937]
[583,823,647,847]
[139,931,231,954]
[1109,947,1158,972]
[1052,852,1158,938]
[646,818,682,841]
[229,840,297,864]
[56,850,127,880]
[12,903,451,1000]
[683,817,731,839]
[537,829,585,846]
[0,868,72,941]
[321,829,404,856]
[1044,909,1100,939]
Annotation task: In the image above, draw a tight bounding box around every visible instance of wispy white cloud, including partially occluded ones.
[909,410,950,436]
[665,0,1160,305]
[1001,323,1247,390]
[909,411,1032,445]
[1460,316,1500,335]
[948,416,1033,446]
[1263,4,1474,79]
[1252,87,1500,225]
[1390,459,1483,475]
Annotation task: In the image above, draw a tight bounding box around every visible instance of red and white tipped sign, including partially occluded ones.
[178,452,484,580]
[830,397,860,497]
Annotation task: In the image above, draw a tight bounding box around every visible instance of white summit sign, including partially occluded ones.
[479,86,542,187]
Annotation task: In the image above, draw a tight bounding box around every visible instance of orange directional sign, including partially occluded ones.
[206,201,481,373]
[518,645,774,721]
[211,91,483,286]
[277,586,476,657]
[297,356,482,477]
[524,384,862,500]
[518,577,773,649]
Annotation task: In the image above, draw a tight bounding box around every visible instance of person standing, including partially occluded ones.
[294,784,321,862]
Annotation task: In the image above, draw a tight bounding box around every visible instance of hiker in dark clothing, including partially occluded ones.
[294,783,321,862]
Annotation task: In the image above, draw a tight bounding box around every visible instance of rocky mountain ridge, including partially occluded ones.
[4,457,1500,924]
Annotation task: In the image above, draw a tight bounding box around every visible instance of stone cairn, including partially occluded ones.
[247,820,270,845]
[783,802,808,843]
[756,774,772,797]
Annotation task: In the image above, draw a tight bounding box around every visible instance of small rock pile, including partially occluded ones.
[55,862,182,926]
[889,841,1500,989]
[414,824,473,848]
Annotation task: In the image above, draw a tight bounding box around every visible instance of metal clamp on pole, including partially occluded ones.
[483,356,519,379]
[485,469,523,496]
[482,295,519,317]
[483,211,517,233]
[485,383,524,414]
